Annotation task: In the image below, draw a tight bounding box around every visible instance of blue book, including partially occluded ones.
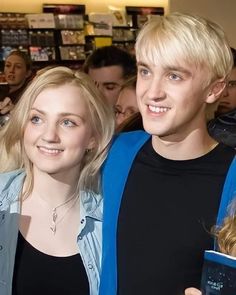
[201,250,236,295]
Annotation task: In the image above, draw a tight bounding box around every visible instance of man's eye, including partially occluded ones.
[228,80,236,88]
[106,85,119,91]
[169,73,181,81]
[139,68,150,77]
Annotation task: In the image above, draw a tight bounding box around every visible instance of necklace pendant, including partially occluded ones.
[52,209,57,223]
[50,224,56,234]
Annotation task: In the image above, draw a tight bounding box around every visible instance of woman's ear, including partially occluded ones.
[87,136,96,150]
[26,70,32,79]
[206,79,226,103]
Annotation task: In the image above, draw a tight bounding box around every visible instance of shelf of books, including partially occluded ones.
[0,5,164,70]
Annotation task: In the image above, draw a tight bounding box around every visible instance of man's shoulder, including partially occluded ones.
[112,130,150,149]
[103,131,150,172]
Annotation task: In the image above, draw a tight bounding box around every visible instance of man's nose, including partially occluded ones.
[147,78,166,100]
[221,85,229,97]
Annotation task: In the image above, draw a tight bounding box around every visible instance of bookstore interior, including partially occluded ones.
[0,3,164,77]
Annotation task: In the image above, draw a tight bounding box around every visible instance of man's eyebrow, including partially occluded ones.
[165,66,192,75]
[137,62,192,75]
[137,62,149,68]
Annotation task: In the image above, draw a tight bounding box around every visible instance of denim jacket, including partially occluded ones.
[0,169,102,295]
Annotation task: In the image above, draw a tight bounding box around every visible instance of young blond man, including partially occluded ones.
[100,13,236,295]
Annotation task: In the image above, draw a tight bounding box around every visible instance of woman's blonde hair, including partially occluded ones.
[0,66,115,194]
[135,12,233,86]
[213,199,236,255]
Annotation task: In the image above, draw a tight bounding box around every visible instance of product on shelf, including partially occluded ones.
[29,46,56,61]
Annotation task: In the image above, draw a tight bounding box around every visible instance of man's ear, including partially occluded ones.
[206,79,226,103]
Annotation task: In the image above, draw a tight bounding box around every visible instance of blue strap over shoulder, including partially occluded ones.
[99,131,150,295]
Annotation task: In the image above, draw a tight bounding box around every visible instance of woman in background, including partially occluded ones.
[114,75,139,129]
[0,50,33,126]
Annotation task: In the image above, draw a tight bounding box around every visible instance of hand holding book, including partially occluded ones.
[185,195,236,295]
[200,250,236,295]
[185,287,202,295]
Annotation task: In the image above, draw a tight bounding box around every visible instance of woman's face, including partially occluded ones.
[24,84,95,179]
[4,54,30,88]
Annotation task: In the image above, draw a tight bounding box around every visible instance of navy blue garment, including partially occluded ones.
[208,109,236,148]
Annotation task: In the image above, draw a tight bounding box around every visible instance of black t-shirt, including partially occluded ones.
[12,231,89,295]
[117,140,235,295]
[0,79,31,104]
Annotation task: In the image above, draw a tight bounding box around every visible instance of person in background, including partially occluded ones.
[185,196,236,295]
[115,110,144,133]
[83,45,136,107]
[0,50,32,116]
[99,13,236,295]
[207,47,236,148]
[0,66,114,295]
[114,75,139,128]
[215,48,236,117]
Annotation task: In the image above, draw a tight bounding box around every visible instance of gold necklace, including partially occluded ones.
[48,193,78,234]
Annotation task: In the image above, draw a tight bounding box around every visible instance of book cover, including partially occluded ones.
[88,13,113,36]
[201,250,236,295]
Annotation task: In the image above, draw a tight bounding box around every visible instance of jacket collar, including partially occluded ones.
[80,190,103,221]
[0,169,25,212]
[0,170,103,221]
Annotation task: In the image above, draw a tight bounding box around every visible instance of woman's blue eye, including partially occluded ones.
[31,116,42,124]
[63,119,76,127]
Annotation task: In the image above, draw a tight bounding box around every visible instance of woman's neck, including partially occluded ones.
[28,169,79,207]
[9,82,25,93]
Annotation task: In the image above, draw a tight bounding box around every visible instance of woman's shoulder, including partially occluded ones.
[80,190,103,221]
[0,169,25,200]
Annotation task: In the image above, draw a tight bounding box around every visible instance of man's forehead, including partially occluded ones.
[229,67,236,79]
[89,66,124,83]
[89,65,123,75]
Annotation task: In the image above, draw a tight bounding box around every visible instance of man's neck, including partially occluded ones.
[151,132,218,160]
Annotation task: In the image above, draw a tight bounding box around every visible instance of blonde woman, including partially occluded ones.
[0,66,114,295]
[185,200,236,295]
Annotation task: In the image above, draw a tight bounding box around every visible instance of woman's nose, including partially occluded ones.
[41,124,60,143]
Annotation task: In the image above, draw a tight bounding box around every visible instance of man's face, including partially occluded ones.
[216,67,236,115]
[136,60,213,144]
[88,65,124,107]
